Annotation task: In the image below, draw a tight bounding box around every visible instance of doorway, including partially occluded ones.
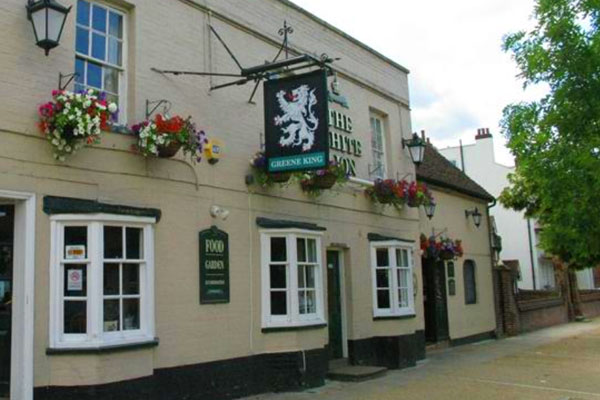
[326,250,345,360]
[422,257,449,343]
[0,205,13,397]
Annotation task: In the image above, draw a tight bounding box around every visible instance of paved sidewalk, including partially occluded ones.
[245,319,600,400]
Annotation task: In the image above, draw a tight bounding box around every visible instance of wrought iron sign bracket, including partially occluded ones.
[145,99,172,119]
[150,22,338,104]
[58,72,79,91]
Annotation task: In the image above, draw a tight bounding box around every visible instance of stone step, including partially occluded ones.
[327,364,387,382]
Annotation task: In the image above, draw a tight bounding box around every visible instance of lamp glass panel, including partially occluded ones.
[409,144,425,164]
[47,8,66,42]
[31,8,47,42]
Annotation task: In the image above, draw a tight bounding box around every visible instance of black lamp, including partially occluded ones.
[423,202,436,220]
[465,207,482,228]
[26,0,71,56]
[402,132,426,166]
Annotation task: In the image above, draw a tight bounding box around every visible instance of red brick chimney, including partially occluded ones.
[475,127,492,140]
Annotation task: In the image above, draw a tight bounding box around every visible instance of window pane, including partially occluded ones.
[397,269,408,289]
[103,66,118,93]
[92,5,107,32]
[103,263,119,295]
[109,12,123,38]
[399,289,408,308]
[307,239,317,263]
[297,238,306,262]
[464,261,477,304]
[64,265,87,297]
[297,265,305,288]
[86,61,102,88]
[377,290,390,309]
[104,226,123,259]
[402,250,409,266]
[270,292,287,315]
[75,58,85,84]
[376,269,389,288]
[64,226,87,259]
[270,237,286,262]
[91,32,106,60]
[306,265,315,288]
[107,37,122,66]
[64,301,86,333]
[123,263,139,295]
[306,291,316,314]
[126,228,143,259]
[76,0,90,26]
[123,299,140,330]
[103,299,120,332]
[75,26,89,55]
[299,291,306,314]
[270,265,286,289]
[376,248,388,267]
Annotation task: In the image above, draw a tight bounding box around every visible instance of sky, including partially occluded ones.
[289,0,546,166]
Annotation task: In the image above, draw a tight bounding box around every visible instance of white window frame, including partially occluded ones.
[260,229,325,329]
[74,0,128,123]
[49,214,155,349]
[370,113,387,180]
[370,240,415,317]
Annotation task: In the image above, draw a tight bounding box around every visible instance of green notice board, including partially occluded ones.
[199,226,230,304]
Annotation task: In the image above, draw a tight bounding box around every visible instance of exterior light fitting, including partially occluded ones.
[26,0,71,56]
[424,202,436,220]
[402,131,426,166]
[465,207,482,228]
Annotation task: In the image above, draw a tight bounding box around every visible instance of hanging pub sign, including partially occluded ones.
[199,226,230,304]
[264,69,329,173]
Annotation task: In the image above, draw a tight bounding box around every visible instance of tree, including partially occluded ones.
[500,0,600,274]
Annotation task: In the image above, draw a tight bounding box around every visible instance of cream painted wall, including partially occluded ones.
[0,0,424,388]
[419,187,496,340]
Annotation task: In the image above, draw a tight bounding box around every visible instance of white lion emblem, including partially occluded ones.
[273,84,319,152]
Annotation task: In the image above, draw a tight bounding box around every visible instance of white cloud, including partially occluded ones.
[289,0,544,166]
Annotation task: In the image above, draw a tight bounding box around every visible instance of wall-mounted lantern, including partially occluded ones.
[402,131,426,166]
[26,0,71,56]
[465,207,482,228]
[423,202,436,220]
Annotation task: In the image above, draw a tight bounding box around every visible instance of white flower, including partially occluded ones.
[83,100,92,108]
[108,103,118,113]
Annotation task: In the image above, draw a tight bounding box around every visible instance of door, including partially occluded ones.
[422,258,449,343]
[326,250,343,359]
[0,205,13,397]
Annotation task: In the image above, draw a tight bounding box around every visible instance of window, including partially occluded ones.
[370,114,387,179]
[74,0,126,123]
[371,241,414,317]
[464,260,477,304]
[50,215,155,349]
[261,231,324,328]
[593,266,600,289]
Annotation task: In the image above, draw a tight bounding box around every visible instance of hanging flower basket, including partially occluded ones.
[420,233,464,261]
[439,249,455,260]
[366,179,434,211]
[269,172,292,183]
[37,89,118,161]
[131,114,208,163]
[157,141,182,158]
[299,160,350,196]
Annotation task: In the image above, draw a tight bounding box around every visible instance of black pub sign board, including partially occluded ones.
[199,226,229,304]
[264,69,329,173]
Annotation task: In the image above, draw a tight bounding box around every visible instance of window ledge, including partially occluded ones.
[262,323,327,333]
[46,338,159,355]
[373,314,416,321]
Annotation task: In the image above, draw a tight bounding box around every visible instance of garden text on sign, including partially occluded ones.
[199,226,230,304]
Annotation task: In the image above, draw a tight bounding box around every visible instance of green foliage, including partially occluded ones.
[501,0,600,269]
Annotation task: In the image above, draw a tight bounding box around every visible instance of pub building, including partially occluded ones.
[0,0,497,399]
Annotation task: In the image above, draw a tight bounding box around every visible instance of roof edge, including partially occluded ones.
[278,0,410,74]
[418,175,495,202]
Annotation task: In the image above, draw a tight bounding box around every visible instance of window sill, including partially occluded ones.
[261,322,327,333]
[373,314,416,321]
[46,337,159,355]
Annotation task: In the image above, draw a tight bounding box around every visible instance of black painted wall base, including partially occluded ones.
[450,330,496,347]
[348,330,425,369]
[35,348,328,400]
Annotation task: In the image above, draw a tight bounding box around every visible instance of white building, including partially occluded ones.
[438,129,555,290]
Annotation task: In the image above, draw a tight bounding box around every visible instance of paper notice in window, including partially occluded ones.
[67,269,83,291]
[65,245,86,260]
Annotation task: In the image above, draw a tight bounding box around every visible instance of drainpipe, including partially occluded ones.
[459,140,466,172]
[526,218,537,290]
